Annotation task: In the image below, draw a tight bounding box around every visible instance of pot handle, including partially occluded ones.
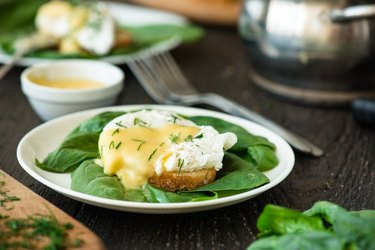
[331,4,375,22]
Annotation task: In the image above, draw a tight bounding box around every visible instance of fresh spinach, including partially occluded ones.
[248,201,375,250]
[143,184,217,203]
[71,160,126,200]
[0,1,204,57]
[195,153,269,194]
[35,112,124,173]
[70,155,266,203]
[37,111,277,203]
[189,116,279,171]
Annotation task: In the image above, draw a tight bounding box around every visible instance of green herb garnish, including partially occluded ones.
[115,142,122,150]
[109,141,115,150]
[115,121,127,128]
[195,133,204,139]
[0,213,84,249]
[0,180,20,210]
[168,114,180,123]
[111,128,120,136]
[132,139,145,151]
[169,132,180,144]
[184,135,193,142]
[177,158,184,173]
[148,148,158,161]
[133,118,148,127]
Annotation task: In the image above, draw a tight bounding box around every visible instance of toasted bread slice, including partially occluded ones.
[114,29,132,49]
[148,168,216,192]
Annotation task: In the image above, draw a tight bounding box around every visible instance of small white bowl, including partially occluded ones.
[21,59,124,121]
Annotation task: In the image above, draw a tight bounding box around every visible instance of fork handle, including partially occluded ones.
[179,93,324,156]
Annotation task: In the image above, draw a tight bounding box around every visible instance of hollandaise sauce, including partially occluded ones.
[99,124,200,190]
[31,77,104,89]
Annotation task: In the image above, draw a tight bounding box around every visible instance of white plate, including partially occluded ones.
[0,2,187,66]
[17,105,295,214]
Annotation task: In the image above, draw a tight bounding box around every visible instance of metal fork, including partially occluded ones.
[127,51,324,157]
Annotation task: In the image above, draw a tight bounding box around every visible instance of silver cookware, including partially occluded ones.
[239,0,375,105]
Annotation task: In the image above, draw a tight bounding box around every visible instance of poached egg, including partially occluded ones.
[98,110,237,190]
[35,1,116,55]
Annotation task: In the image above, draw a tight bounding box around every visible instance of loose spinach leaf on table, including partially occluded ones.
[248,201,375,250]
[189,116,279,171]
[304,201,375,250]
[248,232,348,250]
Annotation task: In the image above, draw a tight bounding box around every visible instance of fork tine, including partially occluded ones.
[159,52,197,94]
[127,60,169,104]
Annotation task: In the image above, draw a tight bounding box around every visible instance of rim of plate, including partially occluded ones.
[0,2,188,66]
[17,105,295,212]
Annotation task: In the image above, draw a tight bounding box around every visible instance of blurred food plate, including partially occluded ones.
[0,1,204,66]
[17,105,295,214]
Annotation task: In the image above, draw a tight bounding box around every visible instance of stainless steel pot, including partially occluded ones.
[239,0,375,105]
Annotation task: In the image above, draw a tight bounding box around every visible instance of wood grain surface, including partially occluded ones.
[0,24,374,250]
[0,170,105,250]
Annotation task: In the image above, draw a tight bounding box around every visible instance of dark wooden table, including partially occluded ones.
[1,24,374,250]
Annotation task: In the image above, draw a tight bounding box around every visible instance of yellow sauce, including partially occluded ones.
[30,77,104,89]
[98,124,200,190]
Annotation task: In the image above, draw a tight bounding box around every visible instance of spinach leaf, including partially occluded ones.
[248,231,348,250]
[0,0,45,33]
[69,111,125,136]
[194,153,269,194]
[36,112,124,173]
[248,201,375,250]
[189,116,278,171]
[256,204,325,237]
[143,184,217,203]
[123,24,204,44]
[71,160,126,200]
[304,201,375,250]
[36,132,99,173]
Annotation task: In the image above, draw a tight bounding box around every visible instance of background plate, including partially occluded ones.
[17,105,295,214]
[0,2,187,66]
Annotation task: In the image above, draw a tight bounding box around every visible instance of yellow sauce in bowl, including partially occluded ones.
[30,77,104,89]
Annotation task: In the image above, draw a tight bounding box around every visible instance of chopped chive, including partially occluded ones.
[131,139,144,142]
[195,133,204,139]
[169,132,180,144]
[115,121,127,128]
[99,145,104,157]
[132,139,146,151]
[111,128,120,136]
[177,158,184,174]
[109,141,115,150]
[168,114,179,123]
[134,118,148,127]
[115,142,122,149]
[184,135,193,142]
[137,141,145,151]
[148,148,158,161]
[159,142,165,147]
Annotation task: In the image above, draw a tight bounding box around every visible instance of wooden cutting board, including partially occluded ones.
[0,170,106,250]
[131,0,241,26]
